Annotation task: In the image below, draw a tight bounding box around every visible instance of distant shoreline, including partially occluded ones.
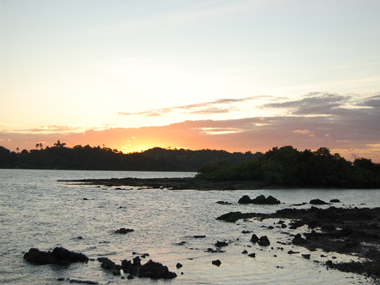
[58,177,377,190]
[59,177,267,190]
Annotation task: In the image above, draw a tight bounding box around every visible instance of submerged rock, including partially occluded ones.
[193,235,206,238]
[115,228,135,234]
[69,280,99,284]
[216,201,232,205]
[215,241,228,247]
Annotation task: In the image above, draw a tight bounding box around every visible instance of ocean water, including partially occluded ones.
[0,169,379,285]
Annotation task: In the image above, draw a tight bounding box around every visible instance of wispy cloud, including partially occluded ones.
[260,92,352,115]
[188,107,239,115]
[293,129,312,134]
[26,125,82,133]
[117,96,266,117]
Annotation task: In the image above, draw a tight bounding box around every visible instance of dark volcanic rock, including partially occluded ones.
[62,177,265,191]
[69,280,99,284]
[98,257,120,271]
[309,199,328,205]
[288,250,299,254]
[212,260,221,266]
[238,195,281,205]
[238,195,252,204]
[216,206,380,279]
[250,234,259,243]
[265,195,281,205]
[215,241,228,247]
[292,233,307,245]
[118,258,177,279]
[330,199,341,203]
[258,236,270,246]
[252,195,281,204]
[139,260,177,279]
[251,195,266,204]
[216,211,268,223]
[115,228,134,234]
[24,247,89,265]
[216,201,232,205]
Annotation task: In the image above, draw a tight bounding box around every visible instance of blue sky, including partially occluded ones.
[1,0,379,161]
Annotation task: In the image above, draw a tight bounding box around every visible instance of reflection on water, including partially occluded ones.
[0,169,378,284]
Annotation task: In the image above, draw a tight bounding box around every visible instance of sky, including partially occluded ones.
[1,0,380,162]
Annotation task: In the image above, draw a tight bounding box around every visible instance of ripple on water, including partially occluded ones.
[0,169,378,285]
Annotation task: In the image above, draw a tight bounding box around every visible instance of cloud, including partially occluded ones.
[23,125,82,133]
[188,107,239,115]
[117,96,264,117]
[260,92,352,115]
[293,129,311,134]
[360,94,380,108]
[1,92,379,162]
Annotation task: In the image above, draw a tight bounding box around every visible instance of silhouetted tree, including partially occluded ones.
[53,140,66,148]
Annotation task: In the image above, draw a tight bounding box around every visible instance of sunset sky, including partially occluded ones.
[1,0,379,162]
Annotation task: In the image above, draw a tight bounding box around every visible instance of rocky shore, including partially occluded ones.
[217,204,380,280]
[60,177,266,190]
[55,177,380,281]
[24,247,177,282]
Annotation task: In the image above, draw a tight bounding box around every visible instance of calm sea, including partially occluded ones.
[0,169,379,284]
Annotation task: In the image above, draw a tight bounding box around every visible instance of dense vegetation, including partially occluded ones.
[2,142,379,188]
[196,146,380,188]
[0,141,261,171]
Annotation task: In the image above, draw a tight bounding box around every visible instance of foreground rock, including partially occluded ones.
[217,206,380,279]
[24,247,89,265]
[99,256,177,279]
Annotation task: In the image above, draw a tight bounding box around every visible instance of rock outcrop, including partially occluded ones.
[24,247,89,266]
[238,195,281,205]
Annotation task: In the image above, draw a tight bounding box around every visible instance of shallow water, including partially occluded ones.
[0,169,379,284]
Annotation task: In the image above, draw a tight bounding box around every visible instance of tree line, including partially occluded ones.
[196,146,380,188]
[0,141,262,171]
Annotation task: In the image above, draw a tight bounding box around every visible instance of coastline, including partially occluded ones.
[59,177,380,190]
[59,177,380,281]
[59,177,268,190]
[217,207,380,281]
